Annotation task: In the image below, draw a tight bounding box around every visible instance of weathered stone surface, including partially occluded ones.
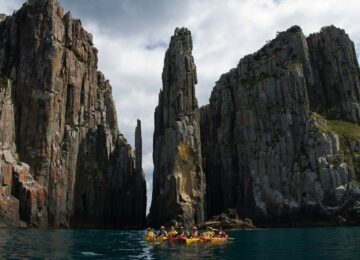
[200,25,360,225]
[0,75,46,227]
[307,26,360,124]
[0,194,19,227]
[149,28,205,226]
[198,209,256,230]
[0,0,146,228]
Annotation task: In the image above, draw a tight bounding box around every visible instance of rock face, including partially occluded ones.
[149,28,205,226]
[307,27,360,124]
[201,25,360,225]
[0,0,146,227]
[199,209,256,230]
[133,119,147,227]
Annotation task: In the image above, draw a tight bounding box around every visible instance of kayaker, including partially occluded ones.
[144,228,156,240]
[202,226,215,237]
[168,226,178,238]
[178,226,187,237]
[156,226,168,238]
[217,227,227,238]
[190,227,199,237]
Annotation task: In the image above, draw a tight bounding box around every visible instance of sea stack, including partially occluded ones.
[149,28,205,226]
[200,25,360,225]
[134,119,147,227]
[0,0,146,227]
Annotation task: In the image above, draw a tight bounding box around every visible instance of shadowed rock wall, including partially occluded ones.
[0,0,146,228]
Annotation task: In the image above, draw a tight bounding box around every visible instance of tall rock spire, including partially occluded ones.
[149,28,205,226]
[134,119,146,227]
[135,119,142,172]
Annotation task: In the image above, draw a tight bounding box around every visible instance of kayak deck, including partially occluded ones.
[185,237,200,244]
[144,236,168,242]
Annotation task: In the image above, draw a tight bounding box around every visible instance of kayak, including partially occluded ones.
[210,236,228,243]
[144,236,168,242]
[199,236,211,242]
[185,237,200,244]
[144,237,156,242]
[168,236,186,243]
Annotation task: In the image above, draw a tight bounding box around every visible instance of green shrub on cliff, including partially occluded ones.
[311,112,360,178]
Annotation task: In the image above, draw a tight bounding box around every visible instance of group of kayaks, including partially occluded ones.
[144,226,231,245]
[145,235,229,244]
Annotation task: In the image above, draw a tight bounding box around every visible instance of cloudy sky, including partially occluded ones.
[1,0,360,212]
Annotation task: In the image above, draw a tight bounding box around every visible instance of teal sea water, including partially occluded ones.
[0,227,359,259]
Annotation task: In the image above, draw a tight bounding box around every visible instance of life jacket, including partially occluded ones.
[218,231,227,237]
[157,230,167,237]
[203,231,215,237]
[191,231,199,237]
[145,231,155,239]
[168,230,177,237]
[179,231,187,237]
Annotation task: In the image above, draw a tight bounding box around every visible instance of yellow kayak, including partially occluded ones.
[144,236,168,242]
[185,237,200,244]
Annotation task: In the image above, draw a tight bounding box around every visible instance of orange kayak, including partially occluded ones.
[199,236,211,242]
[210,236,228,243]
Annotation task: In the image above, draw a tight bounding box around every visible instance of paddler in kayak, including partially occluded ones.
[202,226,215,237]
[178,226,187,238]
[156,226,168,238]
[144,228,156,241]
[168,226,178,238]
[217,227,227,238]
[190,227,199,237]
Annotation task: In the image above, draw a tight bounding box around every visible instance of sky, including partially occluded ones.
[1,0,360,213]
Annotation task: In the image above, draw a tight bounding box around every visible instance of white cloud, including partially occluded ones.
[2,0,360,214]
[0,0,22,14]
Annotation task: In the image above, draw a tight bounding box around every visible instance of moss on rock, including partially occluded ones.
[311,112,360,179]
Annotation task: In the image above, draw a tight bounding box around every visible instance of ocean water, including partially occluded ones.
[0,227,359,259]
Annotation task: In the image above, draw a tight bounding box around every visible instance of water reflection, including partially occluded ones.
[0,229,75,258]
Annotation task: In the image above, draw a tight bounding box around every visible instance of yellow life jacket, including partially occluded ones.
[168,230,178,237]
[145,231,156,240]
[203,231,215,237]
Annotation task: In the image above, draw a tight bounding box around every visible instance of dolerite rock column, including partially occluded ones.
[200,25,360,225]
[134,119,147,227]
[0,0,146,227]
[149,28,205,226]
[307,26,360,124]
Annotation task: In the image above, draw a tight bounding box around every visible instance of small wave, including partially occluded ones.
[80,251,103,256]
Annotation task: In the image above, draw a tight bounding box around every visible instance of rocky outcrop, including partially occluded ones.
[0,77,20,227]
[199,209,256,230]
[149,28,205,226]
[307,26,360,124]
[0,77,47,227]
[0,0,146,228]
[201,25,360,226]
